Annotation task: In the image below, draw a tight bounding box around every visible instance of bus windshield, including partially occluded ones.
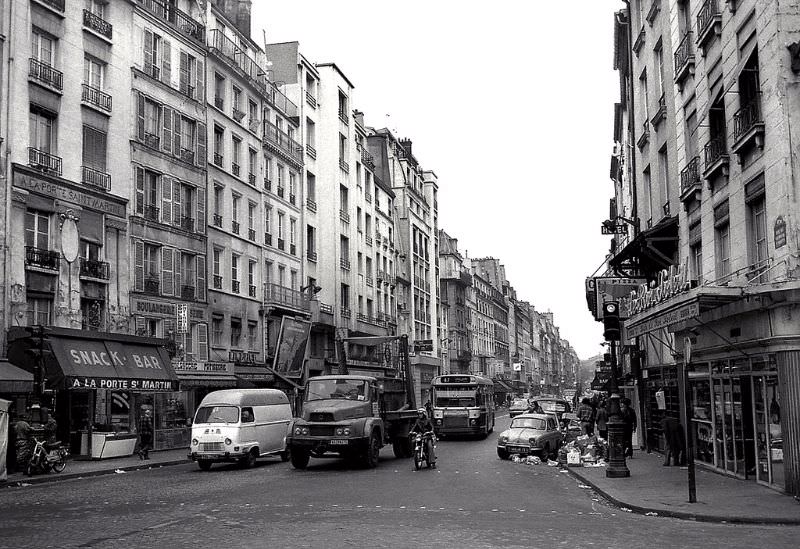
[307,379,368,401]
[435,396,476,407]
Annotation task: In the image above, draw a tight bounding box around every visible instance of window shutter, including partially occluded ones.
[134,240,144,292]
[179,51,189,95]
[161,176,173,224]
[195,59,204,102]
[163,318,176,340]
[136,92,145,141]
[172,180,182,225]
[162,106,173,153]
[161,247,174,296]
[174,250,182,297]
[135,166,145,215]
[143,29,154,74]
[173,112,181,154]
[196,187,206,235]
[196,255,206,302]
[161,39,171,85]
[196,122,207,167]
[135,316,147,337]
[197,323,209,361]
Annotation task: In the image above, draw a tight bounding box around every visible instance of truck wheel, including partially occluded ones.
[197,460,213,471]
[363,433,381,468]
[291,449,310,470]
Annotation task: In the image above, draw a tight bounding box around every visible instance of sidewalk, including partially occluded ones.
[567,449,800,524]
[1,448,190,488]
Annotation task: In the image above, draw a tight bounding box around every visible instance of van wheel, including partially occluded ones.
[280,447,291,462]
[197,460,212,471]
[241,449,257,469]
[291,449,310,470]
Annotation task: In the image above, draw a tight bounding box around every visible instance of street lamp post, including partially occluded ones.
[605,340,630,478]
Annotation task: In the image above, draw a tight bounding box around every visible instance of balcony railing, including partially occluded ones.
[37,0,64,12]
[248,228,256,241]
[319,303,333,315]
[277,238,285,250]
[339,158,350,173]
[365,192,372,203]
[340,258,351,270]
[143,204,160,222]
[232,280,241,294]
[25,246,59,270]
[79,258,110,279]
[144,276,160,296]
[214,97,224,110]
[180,216,195,231]
[306,198,317,212]
[263,120,303,164]
[264,178,271,191]
[277,186,285,198]
[208,29,268,94]
[697,0,721,46]
[144,133,160,149]
[307,250,317,261]
[704,134,728,169]
[289,194,296,205]
[680,156,701,196]
[306,91,317,108]
[338,109,349,125]
[83,9,112,39]
[341,307,351,318]
[232,163,240,176]
[213,275,223,289]
[733,98,763,144]
[231,221,240,235]
[212,213,223,227]
[180,148,195,164]
[674,31,695,84]
[81,83,112,112]
[249,284,257,298]
[81,166,111,191]
[290,243,296,255]
[263,282,310,311]
[29,58,63,91]
[248,173,256,185]
[306,144,317,159]
[339,210,350,223]
[28,147,62,176]
[361,149,375,171]
[181,285,196,301]
[265,233,272,246]
[135,0,205,43]
[365,235,373,246]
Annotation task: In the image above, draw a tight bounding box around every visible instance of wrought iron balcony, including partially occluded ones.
[732,98,764,152]
[79,258,110,279]
[290,244,296,255]
[306,144,317,159]
[697,0,722,49]
[144,133,160,149]
[680,156,702,198]
[25,246,59,270]
[208,29,268,94]
[83,9,112,39]
[180,148,195,164]
[340,258,351,270]
[674,31,695,86]
[144,276,160,296]
[36,0,64,12]
[249,285,257,298]
[365,235,373,246]
[341,307,351,318]
[277,185,285,198]
[231,280,241,293]
[28,147,62,176]
[81,84,112,112]
[307,250,317,262]
[265,233,272,246]
[248,228,256,241]
[213,213,223,227]
[181,285,196,301]
[29,58,63,91]
[213,153,223,166]
[289,194,296,205]
[703,134,730,180]
[135,0,205,44]
[213,275,223,289]
[143,204,160,222]
[231,220,240,235]
[214,97,224,110]
[306,198,317,212]
[264,178,271,191]
[361,149,375,171]
[306,91,317,108]
[232,163,240,176]
[180,216,195,231]
[277,238,285,250]
[248,173,256,185]
[263,120,303,165]
[339,210,350,223]
[339,158,350,173]
[263,282,310,311]
[338,109,349,125]
[81,166,111,192]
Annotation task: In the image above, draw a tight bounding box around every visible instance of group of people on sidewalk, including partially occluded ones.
[577,397,637,458]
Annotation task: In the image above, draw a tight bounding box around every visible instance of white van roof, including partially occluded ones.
[199,389,289,407]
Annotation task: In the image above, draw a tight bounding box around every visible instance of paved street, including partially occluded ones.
[1,415,799,549]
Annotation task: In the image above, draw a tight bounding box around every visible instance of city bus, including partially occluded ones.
[430,375,495,437]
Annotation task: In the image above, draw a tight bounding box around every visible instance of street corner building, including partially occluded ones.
[588,0,800,499]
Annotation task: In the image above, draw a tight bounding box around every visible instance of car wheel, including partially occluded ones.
[497,448,510,460]
[197,459,212,471]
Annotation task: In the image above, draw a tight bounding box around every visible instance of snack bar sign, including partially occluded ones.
[621,264,692,317]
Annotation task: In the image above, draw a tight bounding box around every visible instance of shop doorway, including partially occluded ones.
[712,377,754,478]
[752,375,783,489]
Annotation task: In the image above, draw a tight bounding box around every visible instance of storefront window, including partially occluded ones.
[689,372,714,465]
[153,392,190,449]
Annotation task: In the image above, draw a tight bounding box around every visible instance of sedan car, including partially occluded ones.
[497,413,562,460]
[508,399,530,418]
[529,397,572,425]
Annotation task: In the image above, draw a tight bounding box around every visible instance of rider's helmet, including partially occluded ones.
[417,407,427,419]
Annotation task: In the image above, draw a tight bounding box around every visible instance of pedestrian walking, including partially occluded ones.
[595,400,608,440]
[14,413,33,471]
[577,398,595,436]
[620,398,636,458]
[660,415,685,466]
[137,409,154,460]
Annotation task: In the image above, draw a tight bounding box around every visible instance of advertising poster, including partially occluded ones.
[272,317,311,375]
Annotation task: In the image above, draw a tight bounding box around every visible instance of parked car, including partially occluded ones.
[496,413,562,460]
[529,397,572,425]
[508,398,530,418]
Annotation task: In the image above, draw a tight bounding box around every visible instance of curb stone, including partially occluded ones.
[1,458,190,489]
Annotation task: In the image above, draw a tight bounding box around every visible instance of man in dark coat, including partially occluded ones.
[620,398,637,458]
[660,415,685,466]
[577,398,595,436]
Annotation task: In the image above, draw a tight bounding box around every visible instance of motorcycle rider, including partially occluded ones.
[410,408,436,467]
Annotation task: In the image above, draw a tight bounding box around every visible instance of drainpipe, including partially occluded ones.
[2,0,16,356]
[622,1,639,234]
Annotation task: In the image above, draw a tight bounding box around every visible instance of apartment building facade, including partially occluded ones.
[598,0,800,496]
[438,229,472,374]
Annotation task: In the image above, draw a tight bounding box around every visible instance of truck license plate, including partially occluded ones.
[329,439,348,445]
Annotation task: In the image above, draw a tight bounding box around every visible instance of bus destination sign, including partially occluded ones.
[440,375,473,384]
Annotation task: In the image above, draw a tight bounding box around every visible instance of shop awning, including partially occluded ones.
[609,216,679,279]
[493,379,514,392]
[0,360,33,393]
[7,327,179,392]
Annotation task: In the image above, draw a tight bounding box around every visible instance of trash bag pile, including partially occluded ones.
[509,454,560,467]
[559,434,608,467]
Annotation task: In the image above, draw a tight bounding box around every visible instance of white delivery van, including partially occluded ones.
[189,389,292,471]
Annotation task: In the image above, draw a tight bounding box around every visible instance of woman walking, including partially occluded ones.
[137,409,153,460]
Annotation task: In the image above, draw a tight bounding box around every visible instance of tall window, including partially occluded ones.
[248,260,256,294]
[248,148,257,179]
[265,206,272,239]
[231,253,240,283]
[290,218,297,253]
[82,126,107,172]
[31,28,55,65]
[84,56,104,89]
[232,194,240,223]
[25,210,49,249]
[659,147,669,210]
[639,72,649,123]
[214,73,225,108]
[748,194,768,272]
[306,172,316,201]
[214,185,223,216]
[715,222,730,280]
[289,173,296,204]
[643,167,653,223]
[654,44,665,99]
[341,283,350,310]
[277,212,285,245]
[689,222,703,284]
[213,125,224,159]
[248,202,256,233]
[29,107,56,153]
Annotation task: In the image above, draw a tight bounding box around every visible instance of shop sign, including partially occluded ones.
[621,264,691,317]
[69,378,174,390]
[133,299,176,317]
[229,350,258,364]
[774,216,787,249]
[173,361,233,374]
[190,308,206,320]
[176,304,188,334]
[595,277,646,320]
[625,301,700,339]
[14,171,126,218]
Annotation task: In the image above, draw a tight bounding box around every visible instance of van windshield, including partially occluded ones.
[195,405,239,424]
[307,379,368,401]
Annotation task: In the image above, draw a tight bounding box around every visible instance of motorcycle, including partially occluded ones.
[26,437,68,476]
[412,431,436,470]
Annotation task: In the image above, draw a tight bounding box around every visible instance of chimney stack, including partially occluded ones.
[399,138,412,157]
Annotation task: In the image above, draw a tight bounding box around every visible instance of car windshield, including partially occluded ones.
[436,397,476,407]
[511,400,528,408]
[511,417,547,430]
[195,405,239,424]
[307,379,368,401]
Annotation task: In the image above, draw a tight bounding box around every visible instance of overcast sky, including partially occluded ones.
[252,1,623,360]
